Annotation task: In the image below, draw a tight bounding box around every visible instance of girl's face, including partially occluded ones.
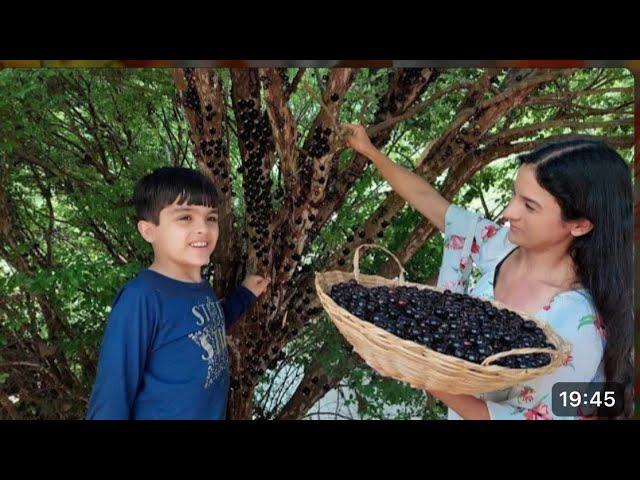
[502,164,590,250]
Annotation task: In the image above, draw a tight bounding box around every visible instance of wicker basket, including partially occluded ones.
[315,244,572,395]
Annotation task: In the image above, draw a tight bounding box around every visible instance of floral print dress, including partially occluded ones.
[437,204,605,420]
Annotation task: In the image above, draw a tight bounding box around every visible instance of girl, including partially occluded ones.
[345,124,633,419]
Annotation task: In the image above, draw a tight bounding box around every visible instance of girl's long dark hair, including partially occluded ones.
[519,138,634,419]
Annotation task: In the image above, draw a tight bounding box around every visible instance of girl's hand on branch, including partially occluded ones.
[343,123,375,157]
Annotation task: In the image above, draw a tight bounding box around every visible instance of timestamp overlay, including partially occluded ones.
[552,382,625,418]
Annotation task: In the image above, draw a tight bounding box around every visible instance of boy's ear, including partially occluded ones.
[137,220,157,243]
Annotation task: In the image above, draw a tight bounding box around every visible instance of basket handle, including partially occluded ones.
[480,342,571,367]
[353,244,406,286]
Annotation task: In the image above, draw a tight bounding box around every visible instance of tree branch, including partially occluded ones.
[173,68,240,295]
[275,343,349,420]
[367,81,474,137]
[259,68,299,197]
[526,87,633,106]
[488,118,633,145]
[311,69,438,249]
[285,68,306,101]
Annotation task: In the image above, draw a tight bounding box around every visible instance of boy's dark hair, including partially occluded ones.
[133,167,220,224]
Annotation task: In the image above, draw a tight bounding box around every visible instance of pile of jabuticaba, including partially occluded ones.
[329,280,554,369]
[315,244,571,394]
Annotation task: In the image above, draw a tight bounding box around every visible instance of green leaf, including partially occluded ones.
[578,314,595,330]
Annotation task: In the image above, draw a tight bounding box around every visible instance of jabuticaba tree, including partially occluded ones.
[171,67,633,420]
[0,67,633,419]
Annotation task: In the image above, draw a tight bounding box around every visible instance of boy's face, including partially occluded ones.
[138,198,219,270]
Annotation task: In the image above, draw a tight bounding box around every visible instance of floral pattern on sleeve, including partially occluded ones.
[438,204,510,294]
[438,204,502,293]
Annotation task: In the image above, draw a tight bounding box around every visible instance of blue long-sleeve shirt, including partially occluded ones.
[86,269,256,420]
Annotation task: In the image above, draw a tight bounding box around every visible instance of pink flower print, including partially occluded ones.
[518,386,535,403]
[471,237,480,254]
[594,314,605,337]
[523,402,553,420]
[562,354,574,367]
[481,224,498,241]
[459,256,469,270]
[542,304,551,311]
[445,235,465,250]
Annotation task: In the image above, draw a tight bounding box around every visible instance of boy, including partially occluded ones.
[87,167,269,420]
